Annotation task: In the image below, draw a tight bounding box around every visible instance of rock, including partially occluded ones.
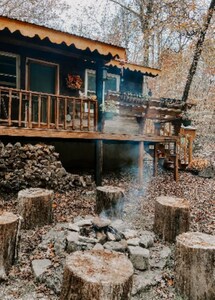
[93,243,104,250]
[104,240,127,252]
[92,216,111,228]
[66,232,79,253]
[199,165,215,178]
[139,231,155,248]
[127,238,140,246]
[132,270,163,296]
[110,219,128,232]
[96,231,107,244]
[67,223,80,232]
[74,219,92,227]
[31,259,52,280]
[123,229,138,240]
[128,246,149,270]
[149,246,172,269]
[107,232,116,241]
[78,235,97,244]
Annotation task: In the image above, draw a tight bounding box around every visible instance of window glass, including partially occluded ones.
[85,69,119,96]
[0,53,18,88]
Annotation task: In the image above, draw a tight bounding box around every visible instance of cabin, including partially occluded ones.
[0,16,196,184]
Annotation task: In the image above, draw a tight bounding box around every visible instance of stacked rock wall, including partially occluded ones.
[0,142,92,192]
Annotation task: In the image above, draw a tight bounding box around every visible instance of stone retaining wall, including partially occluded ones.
[0,142,92,192]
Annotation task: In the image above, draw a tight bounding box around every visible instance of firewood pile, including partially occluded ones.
[0,142,92,192]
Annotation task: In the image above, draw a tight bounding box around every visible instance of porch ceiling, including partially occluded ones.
[106,60,161,77]
[0,16,126,60]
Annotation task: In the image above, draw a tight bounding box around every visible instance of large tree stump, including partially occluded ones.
[153,196,190,242]
[175,232,215,300]
[60,250,134,300]
[0,211,20,280]
[18,188,53,229]
[96,186,124,218]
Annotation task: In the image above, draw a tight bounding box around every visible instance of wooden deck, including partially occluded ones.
[0,126,178,142]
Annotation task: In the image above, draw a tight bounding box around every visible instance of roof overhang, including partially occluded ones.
[0,16,126,60]
[106,60,161,77]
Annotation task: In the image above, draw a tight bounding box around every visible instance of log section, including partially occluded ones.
[175,232,215,300]
[153,196,190,242]
[18,188,53,229]
[0,212,19,280]
[96,186,125,218]
[60,250,134,300]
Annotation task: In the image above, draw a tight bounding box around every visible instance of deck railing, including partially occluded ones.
[0,86,98,131]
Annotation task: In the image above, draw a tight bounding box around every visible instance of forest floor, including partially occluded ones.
[0,168,214,300]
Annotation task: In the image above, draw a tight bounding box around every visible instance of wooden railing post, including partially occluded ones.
[28,92,32,128]
[47,95,51,129]
[18,91,22,127]
[8,89,12,126]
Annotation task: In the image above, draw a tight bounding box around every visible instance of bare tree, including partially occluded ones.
[0,0,69,29]
[182,0,215,103]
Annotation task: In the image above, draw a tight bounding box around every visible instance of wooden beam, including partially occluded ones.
[138,141,144,185]
[0,126,178,142]
[174,142,179,182]
[95,140,103,186]
[96,64,104,132]
[153,143,158,177]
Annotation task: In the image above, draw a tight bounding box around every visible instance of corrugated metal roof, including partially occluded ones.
[106,59,161,76]
[0,16,126,60]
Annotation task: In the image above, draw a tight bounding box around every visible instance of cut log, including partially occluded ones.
[153,196,190,242]
[175,232,215,300]
[0,211,20,280]
[17,188,53,229]
[60,249,134,300]
[95,186,124,218]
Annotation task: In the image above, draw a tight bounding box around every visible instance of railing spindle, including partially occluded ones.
[18,91,22,127]
[87,100,90,131]
[28,92,32,128]
[80,98,83,130]
[72,98,75,130]
[38,94,41,128]
[64,98,67,130]
[55,97,59,129]
[8,89,12,126]
[94,101,98,131]
[47,95,51,129]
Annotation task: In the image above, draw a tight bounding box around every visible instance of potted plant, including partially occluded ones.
[181,110,192,126]
[100,99,119,120]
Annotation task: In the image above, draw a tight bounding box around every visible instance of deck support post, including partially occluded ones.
[153,143,158,177]
[96,62,105,132]
[138,141,144,185]
[95,139,103,186]
[174,141,179,182]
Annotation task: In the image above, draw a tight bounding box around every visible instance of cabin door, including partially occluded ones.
[27,59,58,124]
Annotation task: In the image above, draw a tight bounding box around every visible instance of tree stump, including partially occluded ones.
[175,232,215,300]
[96,186,124,218]
[60,250,134,300]
[153,196,190,242]
[0,211,20,280]
[17,188,53,229]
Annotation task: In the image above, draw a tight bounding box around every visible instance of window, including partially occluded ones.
[0,52,20,88]
[85,69,120,96]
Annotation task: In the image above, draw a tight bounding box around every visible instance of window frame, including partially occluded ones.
[0,51,20,88]
[84,69,120,96]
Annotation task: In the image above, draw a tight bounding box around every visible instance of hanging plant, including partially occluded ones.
[66,74,83,90]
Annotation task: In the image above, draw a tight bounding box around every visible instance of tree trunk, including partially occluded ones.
[18,188,53,229]
[153,196,190,242]
[60,250,134,300]
[96,186,124,218]
[182,0,215,103]
[0,212,20,280]
[175,232,215,300]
